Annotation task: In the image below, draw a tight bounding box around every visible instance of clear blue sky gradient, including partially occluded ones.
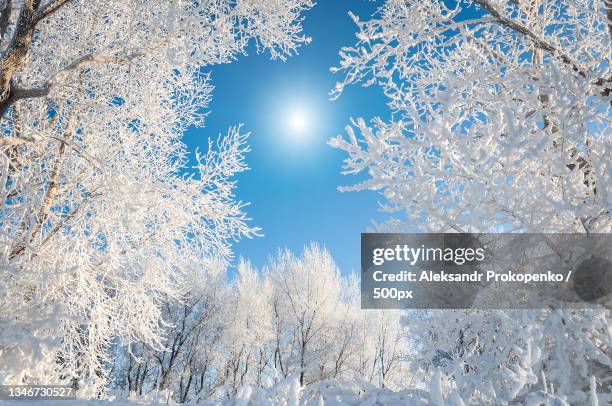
[183,0,395,273]
[183,1,484,273]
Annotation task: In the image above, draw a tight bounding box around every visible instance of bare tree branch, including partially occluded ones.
[0,0,12,41]
[0,46,157,118]
[473,0,584,74]
[0,82,49,117]
[0,0,74,116]
[35,0,74,22]
[474,0,611,98]
[606,0,612,41]
[0,136,29,147]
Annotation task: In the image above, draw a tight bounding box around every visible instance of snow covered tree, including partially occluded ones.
[340,275,409,390]
[221,259,275,397]
[357,309,408,389]
[330,0,611,233]
[117,258,230,403]
[108,244,382,403]
[266,243,350,386]
[330,0,611,404]
[0,0,313,392]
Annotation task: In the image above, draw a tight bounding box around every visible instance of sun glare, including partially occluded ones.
[289,111,308,133]
[274,96,320,147]
[285,106,312,139]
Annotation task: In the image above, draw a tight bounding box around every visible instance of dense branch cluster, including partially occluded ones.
[0,1,609,404]
[330,0,611,233]
[330,1,611,404]
[108,245,408,404]
[105,243,611,405]
[0,0,313,391]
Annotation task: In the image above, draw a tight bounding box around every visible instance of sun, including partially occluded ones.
[288,110,308,133]
[285,107,311,139]
[273,97,319,146]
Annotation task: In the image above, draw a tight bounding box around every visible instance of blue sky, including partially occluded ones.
[184,1,394,273]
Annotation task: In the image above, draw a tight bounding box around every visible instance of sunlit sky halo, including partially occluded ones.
[285,105,313,141]
[288,109,308,133]
[185,0,396,274]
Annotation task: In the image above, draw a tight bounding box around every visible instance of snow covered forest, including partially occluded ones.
[0,0,610,405]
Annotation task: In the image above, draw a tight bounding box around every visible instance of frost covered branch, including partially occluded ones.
[329,1,611,403]
[331,0,611,233]
[0,0,313,392]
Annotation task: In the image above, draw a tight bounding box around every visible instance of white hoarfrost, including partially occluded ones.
[330,0,611,404]
[106,244,412,404]
[330,0,611,233]
[0,0,313,392]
